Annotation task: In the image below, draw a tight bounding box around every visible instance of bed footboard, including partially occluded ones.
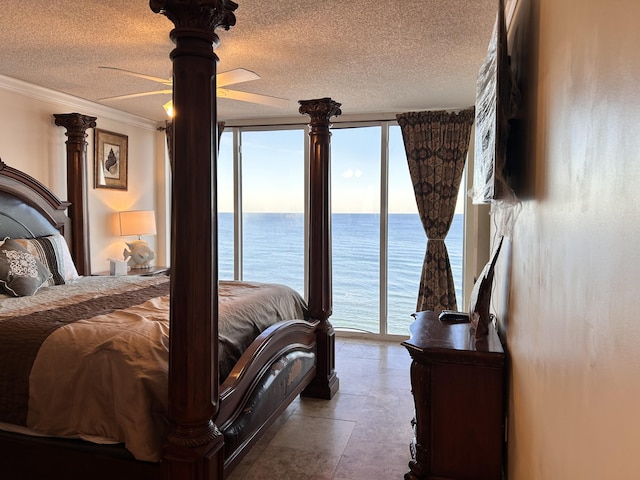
[217,319,318,474]
[222,350,315,473]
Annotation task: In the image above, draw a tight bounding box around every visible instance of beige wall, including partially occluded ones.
[493,0,640,478]
[0,76,170,272]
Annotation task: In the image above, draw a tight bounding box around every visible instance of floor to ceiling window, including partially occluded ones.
[240,129,305,293]
[218,130,234,280]
[330,125,381,333]
[217,121,465,338]
[386,124,426,335]
[387,125,465,334]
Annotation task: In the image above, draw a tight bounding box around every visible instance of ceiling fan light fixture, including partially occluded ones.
[163,100,174,117]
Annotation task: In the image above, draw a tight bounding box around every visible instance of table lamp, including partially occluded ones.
[119,210,157,269]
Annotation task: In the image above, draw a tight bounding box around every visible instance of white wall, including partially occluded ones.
[492,0,640,478]
[0,75,170,272]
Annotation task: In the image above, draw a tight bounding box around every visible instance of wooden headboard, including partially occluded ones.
[0,159,71,243]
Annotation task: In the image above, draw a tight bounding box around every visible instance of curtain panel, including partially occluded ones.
[163,121,225,171]
[396,108,475,313]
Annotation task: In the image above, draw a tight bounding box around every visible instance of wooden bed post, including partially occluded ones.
[150,1,237,479]
[53,113,97,276]
[299,97,341,400]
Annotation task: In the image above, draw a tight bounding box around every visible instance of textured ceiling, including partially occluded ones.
[0,0,497,123]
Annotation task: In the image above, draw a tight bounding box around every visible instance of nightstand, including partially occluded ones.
[92,266,170,277]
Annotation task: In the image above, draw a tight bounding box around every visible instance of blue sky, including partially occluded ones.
[218,125,464,214]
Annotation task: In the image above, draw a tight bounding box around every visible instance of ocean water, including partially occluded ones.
[218,213,463,335]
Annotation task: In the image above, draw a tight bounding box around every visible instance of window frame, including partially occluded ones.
[219,118,484,340]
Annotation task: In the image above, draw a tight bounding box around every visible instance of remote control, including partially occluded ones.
[438,310,470,323]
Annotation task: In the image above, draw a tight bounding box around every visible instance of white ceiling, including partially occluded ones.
[0,0,497,123]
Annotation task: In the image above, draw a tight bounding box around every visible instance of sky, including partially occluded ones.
[218,125,465,215]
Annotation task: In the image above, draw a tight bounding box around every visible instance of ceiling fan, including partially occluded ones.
[97,66,289,113]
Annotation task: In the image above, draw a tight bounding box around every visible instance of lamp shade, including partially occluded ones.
[119,210,157,237]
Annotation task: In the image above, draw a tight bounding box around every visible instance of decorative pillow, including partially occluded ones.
[13,234,79,285]
[0,239,52,297]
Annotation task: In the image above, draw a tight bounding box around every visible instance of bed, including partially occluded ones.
[0,2,341,479]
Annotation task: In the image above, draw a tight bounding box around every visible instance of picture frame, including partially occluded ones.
[94,128,128,190]
[471,0,511,204]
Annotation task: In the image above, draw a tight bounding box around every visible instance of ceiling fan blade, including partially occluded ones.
[216,68,260,87]
[163,86,288,114]
[99,66,172,85]
[98,89,173,101]
[217,88,289,108]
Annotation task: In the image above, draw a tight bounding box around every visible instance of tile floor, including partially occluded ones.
[228,336,415,479]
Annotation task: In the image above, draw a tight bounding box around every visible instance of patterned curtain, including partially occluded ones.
[217,121,225,145]
[164,120,173,170]
[396,108,475,313]
[163,121,225,171]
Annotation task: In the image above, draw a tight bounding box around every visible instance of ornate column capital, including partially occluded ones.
[298,98,342,127]
[150,0,237,36]
[53,113,97,142]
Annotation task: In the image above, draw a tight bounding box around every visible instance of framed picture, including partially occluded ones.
[471,0,511,204]
[94,129,128,190]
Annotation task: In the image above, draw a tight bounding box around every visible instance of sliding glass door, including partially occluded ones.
[330,126,381,333]
[240,129,305,293]
[218,122,465,337]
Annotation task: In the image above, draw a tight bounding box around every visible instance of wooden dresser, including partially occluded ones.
[402,311,505,480]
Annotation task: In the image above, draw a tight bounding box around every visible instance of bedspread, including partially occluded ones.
[0,275,308,461]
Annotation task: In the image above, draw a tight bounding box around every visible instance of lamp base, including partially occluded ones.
[123,239,156,269]
[130,264,153,270]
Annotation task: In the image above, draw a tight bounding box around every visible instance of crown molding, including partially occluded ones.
[0,73,158,131]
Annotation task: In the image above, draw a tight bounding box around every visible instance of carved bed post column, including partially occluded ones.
[150,1,236,478]
[53,113,97,276]
[299,97,341,400]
